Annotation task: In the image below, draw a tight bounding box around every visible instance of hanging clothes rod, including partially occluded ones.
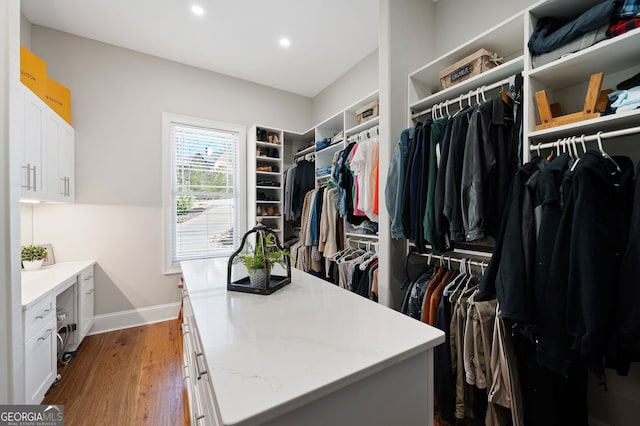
[415,251,489,269]
[411,76,513,120]
[347,238,379,251]
[529,125,640,151]
[347,125,379,143]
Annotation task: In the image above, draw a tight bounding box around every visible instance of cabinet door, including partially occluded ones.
[25,324,56,404]
[45,98,75,202]
[58,124,75,202]
[22,88,47,198]
[45,113,61,201]
[78,266,95,342]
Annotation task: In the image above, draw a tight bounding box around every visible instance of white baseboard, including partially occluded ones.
[88,302,181,335]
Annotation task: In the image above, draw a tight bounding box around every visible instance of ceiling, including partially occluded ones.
[20,0,379,98]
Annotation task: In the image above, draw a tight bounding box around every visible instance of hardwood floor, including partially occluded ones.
[43,319,190,426]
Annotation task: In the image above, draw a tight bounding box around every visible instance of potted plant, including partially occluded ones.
[21,245,47,271]
[237,232,289,288]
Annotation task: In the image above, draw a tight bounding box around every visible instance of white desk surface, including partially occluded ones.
[21,260,95,309]
[181,258,445,426]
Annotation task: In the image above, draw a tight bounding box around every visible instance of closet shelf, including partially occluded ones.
[408,11,524,103]
[256,200,281,204]
[528,28,640,88]
[256,185,280,190]
[256,156,281,162]
[528,109,640,142]
[256,171,281,176]
[256,141,282,148]
[344,232,379,239]
[315,142,344,156]
[316,174,332,180]
[345,117,380,137]
[409,56,524,115]
[294,145,315,158]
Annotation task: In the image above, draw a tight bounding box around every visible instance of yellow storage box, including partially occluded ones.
[45,77,72,125]
[20,46,47,99]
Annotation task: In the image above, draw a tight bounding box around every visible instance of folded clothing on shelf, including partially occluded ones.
[316,166,332,177]
[316,138,332,151]
[528,0,616,55]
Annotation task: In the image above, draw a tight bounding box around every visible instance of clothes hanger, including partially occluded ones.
[536,142,542,157]
[445,101,451,119]
[443,258,467,297]
[579,134,587,154]
[596,131,622,173]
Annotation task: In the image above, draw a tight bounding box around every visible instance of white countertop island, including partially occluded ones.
[180,258,445,426]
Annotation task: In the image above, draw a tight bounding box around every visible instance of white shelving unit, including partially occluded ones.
[408,11,525,114]
[248,126,284,240]
[248,90,381,254]
[524,2,640,159]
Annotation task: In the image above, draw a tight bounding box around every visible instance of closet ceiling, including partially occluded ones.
[20,0,379,97]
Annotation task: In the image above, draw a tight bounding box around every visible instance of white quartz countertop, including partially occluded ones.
[180,258,445,426]
[22,260,95,308]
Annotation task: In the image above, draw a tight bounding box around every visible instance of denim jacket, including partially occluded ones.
[385,128,414,239]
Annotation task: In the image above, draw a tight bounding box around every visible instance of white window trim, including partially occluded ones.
[162,112,247,275]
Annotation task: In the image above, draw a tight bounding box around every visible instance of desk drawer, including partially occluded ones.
[24,295,55,339]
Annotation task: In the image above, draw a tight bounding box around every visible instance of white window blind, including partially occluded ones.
[170,121,240,265]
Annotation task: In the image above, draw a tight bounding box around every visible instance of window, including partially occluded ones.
[163,113,246,274]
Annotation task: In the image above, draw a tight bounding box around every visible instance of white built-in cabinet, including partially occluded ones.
[78,265,95,342]
[181,288,219,426]
[19,83,75,202]
[23,294,57,405]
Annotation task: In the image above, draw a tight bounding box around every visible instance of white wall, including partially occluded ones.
[311,49,379,125]
[434,0,539,56]
[19,12,30,50]
[27,25,312,318]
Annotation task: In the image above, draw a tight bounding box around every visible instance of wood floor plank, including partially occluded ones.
[43,320,189,426]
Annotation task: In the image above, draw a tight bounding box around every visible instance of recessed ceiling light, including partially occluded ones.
[191,5,204,16]
[279,38,291,48]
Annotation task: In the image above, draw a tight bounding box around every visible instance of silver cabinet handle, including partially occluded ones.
[35,307,52,320]
[22,164,31,190]
[37,329,53,341]
[32,166,37,191]
[181,323,189,335]
[195,352,207,380]
[60,177,66,195]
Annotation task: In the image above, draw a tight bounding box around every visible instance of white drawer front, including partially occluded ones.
[24,295,55,339]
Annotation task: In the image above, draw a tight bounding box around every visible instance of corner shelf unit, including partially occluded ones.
[248,126,284,240]
[248,90,380,251]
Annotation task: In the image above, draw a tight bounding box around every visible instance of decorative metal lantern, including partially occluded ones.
[227,224,291,295]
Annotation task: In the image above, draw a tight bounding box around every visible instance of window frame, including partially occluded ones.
[162,112,247,275]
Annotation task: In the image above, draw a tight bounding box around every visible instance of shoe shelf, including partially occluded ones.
[249,125,284,240]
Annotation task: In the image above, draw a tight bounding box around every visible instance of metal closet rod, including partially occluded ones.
[529,125,640,151]
[347,238,379,250]
[411,76,513,120]
[415,251,489,269]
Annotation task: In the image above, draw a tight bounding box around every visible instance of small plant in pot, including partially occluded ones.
[237,232,289,288]
[21,245,47,271]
